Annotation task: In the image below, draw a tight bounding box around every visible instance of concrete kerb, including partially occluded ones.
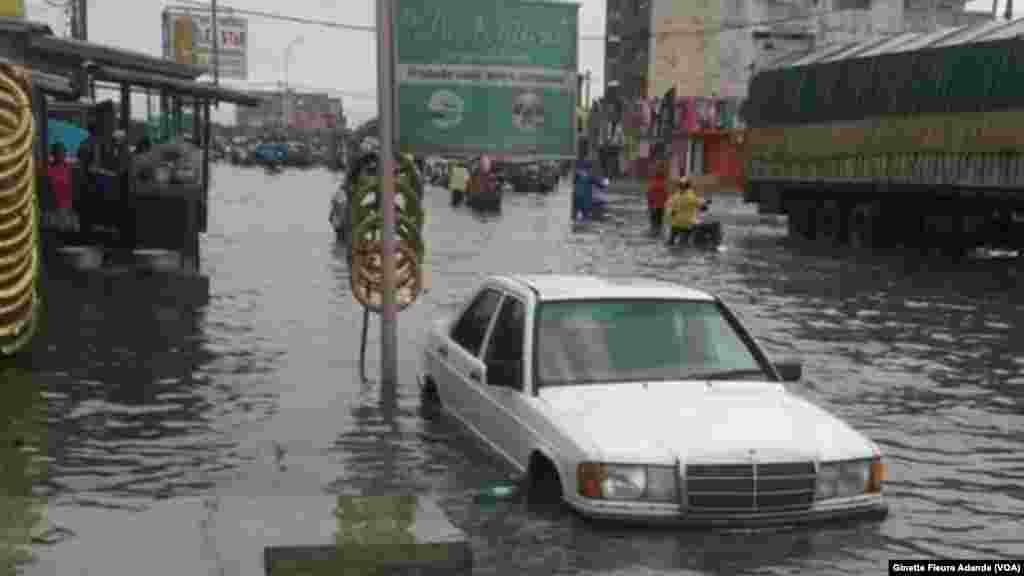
[34,494,470,575]
[210,494,472,576]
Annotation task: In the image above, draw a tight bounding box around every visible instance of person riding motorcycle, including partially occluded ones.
[666,177,702,246]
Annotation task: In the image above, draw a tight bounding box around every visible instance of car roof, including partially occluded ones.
[498,274,715,303]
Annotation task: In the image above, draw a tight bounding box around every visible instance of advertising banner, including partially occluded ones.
[288,112,339,131]
[393,0,579,159]
[0,0,24,18]
[162,8,248,80]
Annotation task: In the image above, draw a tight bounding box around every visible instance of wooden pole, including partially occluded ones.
[376,0,398,386]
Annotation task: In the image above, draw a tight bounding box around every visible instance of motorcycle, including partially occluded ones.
[682,201,723,249]
[591,178,610,220]
[538,162,559,193]
[466,171,502,213]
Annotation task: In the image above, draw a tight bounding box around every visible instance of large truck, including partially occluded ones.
[741,18,1024,254]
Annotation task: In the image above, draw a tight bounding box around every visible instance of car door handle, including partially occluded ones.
[438,347,448,358]
[469,370,481,382]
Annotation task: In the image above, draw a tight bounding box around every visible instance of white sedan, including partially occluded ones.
[420,275,889,527]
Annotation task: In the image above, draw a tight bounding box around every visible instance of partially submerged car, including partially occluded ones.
[421,275,889,527]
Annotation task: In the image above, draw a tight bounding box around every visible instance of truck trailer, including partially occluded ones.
[741,18,1024,254]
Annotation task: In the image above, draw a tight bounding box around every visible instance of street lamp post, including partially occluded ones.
[282,36,304,133]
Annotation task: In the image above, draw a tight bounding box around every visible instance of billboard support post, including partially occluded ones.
[377,0,399,387]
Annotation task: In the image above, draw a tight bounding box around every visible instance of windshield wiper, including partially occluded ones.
[689,369,767,381]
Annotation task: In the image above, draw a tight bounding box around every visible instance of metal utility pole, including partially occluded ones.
[212,0,220,86]
[585,70,592,109]
[376,0,398,387]
[68,0,78,38]
[282,36,303,136]
[79,0,87,41]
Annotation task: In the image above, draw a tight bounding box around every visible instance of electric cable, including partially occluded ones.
[168,0,899,41]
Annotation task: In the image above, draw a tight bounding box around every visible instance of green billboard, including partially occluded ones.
[393,0,580,159]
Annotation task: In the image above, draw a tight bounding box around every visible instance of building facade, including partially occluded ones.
[235,90,344,134]
[599,0,990,186]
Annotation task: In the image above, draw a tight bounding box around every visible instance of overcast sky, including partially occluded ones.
[23,0,1004,126]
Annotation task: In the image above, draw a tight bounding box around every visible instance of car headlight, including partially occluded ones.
[816,458,882,500]
[577,463,677,502]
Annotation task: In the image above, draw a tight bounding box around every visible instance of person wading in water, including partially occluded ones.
[448,159,469,207]
[646,160,670,236]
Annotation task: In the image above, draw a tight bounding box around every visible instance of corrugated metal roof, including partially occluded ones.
[853,31,921,57]
[970,17,1024,42]
[765,14,1022,69]
[889,25,965,53]
[763,50,815,69]
[93,66,264,107]
[931,17,1012,46]
[0,16,52,35]
[786,42,858,67]
[30,36,204,80]
[817,34,903,63]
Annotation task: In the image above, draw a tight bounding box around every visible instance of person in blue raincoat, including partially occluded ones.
[572,159,595,222]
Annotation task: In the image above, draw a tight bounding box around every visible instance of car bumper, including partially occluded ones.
[567,494,888,529]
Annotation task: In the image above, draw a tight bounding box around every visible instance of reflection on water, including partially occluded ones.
[24,266,254,505]
[0,367,47,571]
[18,166,1024,574]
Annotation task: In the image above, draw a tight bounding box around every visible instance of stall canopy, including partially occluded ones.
[91,66,264,107]
[29,34,204,80]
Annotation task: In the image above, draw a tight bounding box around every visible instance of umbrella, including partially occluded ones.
[47,119,90,158]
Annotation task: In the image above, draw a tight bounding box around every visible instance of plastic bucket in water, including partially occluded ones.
[475,481,519,508]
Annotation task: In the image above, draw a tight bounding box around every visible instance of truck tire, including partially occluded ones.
[816,200,844,245]
[786,199,814,241]
[930,212,966,257]
[786,205,801,238]
[848,203,876,250]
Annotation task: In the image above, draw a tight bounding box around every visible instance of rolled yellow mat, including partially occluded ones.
[0,61,40,354]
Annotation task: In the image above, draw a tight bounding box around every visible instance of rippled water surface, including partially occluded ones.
[10,165,1024,574]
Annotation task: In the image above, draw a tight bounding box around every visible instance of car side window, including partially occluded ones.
[483,297,526,389]
[450,288,503,357]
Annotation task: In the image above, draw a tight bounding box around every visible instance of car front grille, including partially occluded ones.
[684,462,816,513]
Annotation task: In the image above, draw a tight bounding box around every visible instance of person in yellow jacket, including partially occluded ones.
[666,177,702,246]
[448,159,470,207]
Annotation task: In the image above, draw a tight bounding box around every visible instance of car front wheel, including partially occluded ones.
[526,454,564,510]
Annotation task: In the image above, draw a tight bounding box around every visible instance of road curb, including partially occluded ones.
[211,494,472,576]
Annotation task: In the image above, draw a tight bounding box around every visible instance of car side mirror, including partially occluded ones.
[775,360,802,382]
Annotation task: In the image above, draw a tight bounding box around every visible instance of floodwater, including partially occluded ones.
[7,165,1024,574]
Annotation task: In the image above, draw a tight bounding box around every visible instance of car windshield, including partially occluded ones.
[535,299,770,387]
